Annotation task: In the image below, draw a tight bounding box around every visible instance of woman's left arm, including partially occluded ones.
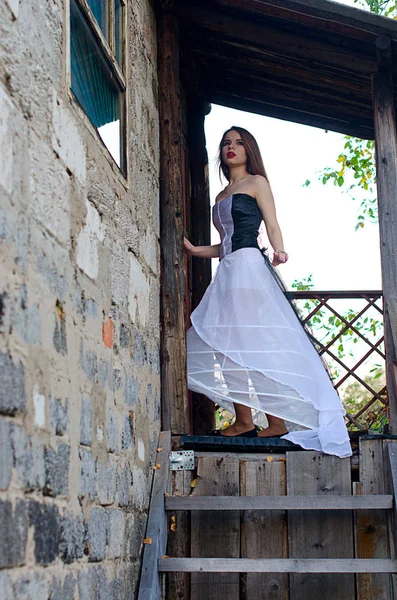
[255,176,288,267]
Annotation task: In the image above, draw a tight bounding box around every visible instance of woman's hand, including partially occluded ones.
[272,250,288,267]
[184,237,196,255]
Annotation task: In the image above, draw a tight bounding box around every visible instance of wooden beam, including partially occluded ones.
[372,36,397,433]
[211,0,397,42]
[158,9,190,434]
[165,494,393,511]
[208,91,374,139]
[187,99,215,435]
[159,558,397,573]
[175,4,377,75]
[137,431,171,600]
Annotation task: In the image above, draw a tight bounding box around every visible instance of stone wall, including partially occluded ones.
[0,0,161,597]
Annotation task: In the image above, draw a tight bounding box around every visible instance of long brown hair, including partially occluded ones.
[218,126,269,182]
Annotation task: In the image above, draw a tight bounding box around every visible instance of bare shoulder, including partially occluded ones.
[252,174,270,191]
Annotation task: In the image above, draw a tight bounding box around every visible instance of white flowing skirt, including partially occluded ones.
[187,248,352,458]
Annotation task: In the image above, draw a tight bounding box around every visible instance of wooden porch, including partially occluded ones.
[142,0,397,597]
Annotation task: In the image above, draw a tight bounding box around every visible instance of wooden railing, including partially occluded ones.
[286,290,387,431]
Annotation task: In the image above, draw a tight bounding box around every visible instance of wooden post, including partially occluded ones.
[371,35,397,432]
[158,3,190,434]
[187,100,216,434]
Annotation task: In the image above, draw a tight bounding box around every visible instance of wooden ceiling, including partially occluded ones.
[174,0,397,138]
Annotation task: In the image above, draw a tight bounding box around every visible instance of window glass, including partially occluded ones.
[70,0,124,170]
[87,0,108,39]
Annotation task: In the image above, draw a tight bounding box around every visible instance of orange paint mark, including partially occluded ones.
[102,319,114,349]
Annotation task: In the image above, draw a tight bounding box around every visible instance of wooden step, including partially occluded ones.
[165,494,393,511]
[159,558,397,573]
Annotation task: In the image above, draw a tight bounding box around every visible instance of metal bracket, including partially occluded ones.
[169,450,195,470]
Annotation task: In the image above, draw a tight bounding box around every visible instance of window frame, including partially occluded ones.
[69,0,128,178]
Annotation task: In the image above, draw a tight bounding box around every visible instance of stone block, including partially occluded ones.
[128,254,150,327]
[76,199,105,280]
[0,500,28,568]
[0,418,12,490]
[59,511,84,563]
[106,409,119,454]
[49,574,76,600]
[5,0,19,19]
[30,130,71,247]
[95,567,111,600]
[108,510,124,559]
[119,323,130,348]
[122,414,134,450]
[96,458,116,506]
[124,512,146,560]
[117,465,132,508]
[125,375,138,408]
[139,227,158,274]
[78,569,96,600]
[149,346,160,375]
[50,397,69,436]
[33,229,69,301]
[0,351,26,415]
[84,298,98,319]
[113,369,123,392]
[79,447,96,501]
[0,571,13,600]
[80,342,97,382]
[110,241,129,307]
[0,85,15,195]
[53,302,67,356]
[12,284,41,346]
[80,395,92,446]
[98,359,112,389]
[11,430,45,492]
[44,443,70,497]
[28,501,60,565]
[32,383,45,428]
[14,572,48,599]
[86,508,108,562]
[133,330,147,367]
[51,90,86,185]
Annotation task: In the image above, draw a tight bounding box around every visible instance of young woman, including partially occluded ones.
[184,126,352,458]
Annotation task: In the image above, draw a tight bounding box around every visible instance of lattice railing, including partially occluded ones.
[286,290,387,431]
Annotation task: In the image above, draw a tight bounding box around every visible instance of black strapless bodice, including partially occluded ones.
[212,193,262,260]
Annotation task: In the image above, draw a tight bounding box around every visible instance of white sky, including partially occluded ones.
[204,104,382,292]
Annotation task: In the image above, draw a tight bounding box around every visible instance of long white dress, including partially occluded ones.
[186,193,352,458]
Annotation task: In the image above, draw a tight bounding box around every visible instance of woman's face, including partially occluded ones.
[221,130,247,169]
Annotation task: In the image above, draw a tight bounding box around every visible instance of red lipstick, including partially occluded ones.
[227,151,236,158]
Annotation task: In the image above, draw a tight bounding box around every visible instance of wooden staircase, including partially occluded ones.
[138,432,397,599]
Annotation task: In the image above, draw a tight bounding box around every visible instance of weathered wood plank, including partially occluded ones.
[372,36,397,432]
[387,443,397,558]
[191,457,240,600]
[158,9,189,435]
[287,451,355,600]
[159,558,397,574]
[355,438,392,600]
[138,431,171,600]
[187,99,215,436]
[386,442,397,598]
[166,494,393,511]
[166,469,193,600]
[241,459,288,600]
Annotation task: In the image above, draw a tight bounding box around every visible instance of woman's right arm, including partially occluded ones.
[184,237,220,258]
